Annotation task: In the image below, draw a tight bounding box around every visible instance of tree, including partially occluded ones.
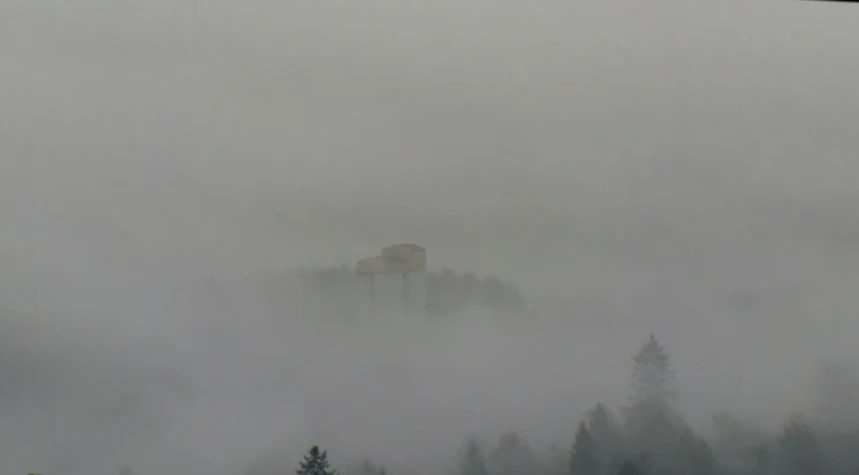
[297,446,337,475]
[545,444,570,475]
[776,415,824,475]
[587,403,623,465]
[570,422,600,475]
[488,432,543,475]
[711,412,769,456]
[630,335,675,406]
[458,437,488,475]
[682,430,716,475]
[622,337,683,472]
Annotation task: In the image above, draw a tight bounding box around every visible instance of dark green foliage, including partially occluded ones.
[776,416,825,475]
[630,335,675,406]
[425,268,525,316]
[621,335,718,475]
[570,422,600,475]
[297,446,337,475]
[587,403,624,467]
[243,334,859,475]
[711,412,769,456]
[684,432,716,475]
[488,432,543,475]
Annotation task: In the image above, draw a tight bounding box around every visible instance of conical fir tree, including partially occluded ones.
[631,334,675,406]
[297,446,337,475]
[570,422,600,475]
[587,403,623,465]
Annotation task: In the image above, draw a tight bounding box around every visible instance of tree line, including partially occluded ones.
[256,334,853,475]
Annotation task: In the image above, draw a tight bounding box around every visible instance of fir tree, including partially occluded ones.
[297,446,337,475]
[488,432,543,475]
[776,416,824,475]
[587,403,623,465]
[570,422,600,475]
[630,334,675,406]
[682,431,716,475]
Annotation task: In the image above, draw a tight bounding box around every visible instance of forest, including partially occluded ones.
[236,334,857,475]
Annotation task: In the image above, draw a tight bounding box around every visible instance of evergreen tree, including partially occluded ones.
[570,422,600,475]
[488,432,543,475]
[545,444,570,475]
[459,437,489,475]
[587,403,623,465]
[630,335,675,406]
[711,412,769,456]
[776,416,824,475]
[297,446,337,475]
[683,432,716,475]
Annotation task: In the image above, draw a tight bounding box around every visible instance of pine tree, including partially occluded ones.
[776,415,824,475]
[297,446,337,475]
[682,431,716,475]
[459,437,488,475]
[587,403,623,465]
[570,422,600,475]
[630,334,675,406]
[488,432,543,475]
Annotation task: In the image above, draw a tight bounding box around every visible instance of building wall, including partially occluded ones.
[362,271,426,316]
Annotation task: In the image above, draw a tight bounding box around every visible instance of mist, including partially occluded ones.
[2,0,859,474]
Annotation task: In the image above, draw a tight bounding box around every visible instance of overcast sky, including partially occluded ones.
[2,1,859,474]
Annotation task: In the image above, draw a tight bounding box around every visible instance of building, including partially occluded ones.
[356,244,426,315]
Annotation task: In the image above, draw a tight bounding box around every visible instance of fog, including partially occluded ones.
[2,0,859,474]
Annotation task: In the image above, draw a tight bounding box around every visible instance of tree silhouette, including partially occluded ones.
[587,403,623,466]
[297,446,337,475]
[570,422,600,475]
[777,415,824,475]
[630,334,675,406]
[488,432,542,475]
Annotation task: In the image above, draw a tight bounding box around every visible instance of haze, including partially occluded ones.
[2,1,858,475]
